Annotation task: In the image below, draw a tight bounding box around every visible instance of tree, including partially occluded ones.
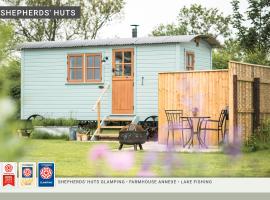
[65,0,125,40]
[152,4,231,39]
[231,0,270,65]
[3,0,125,41]
[212,39,242,69]
[232,0,270,54]
[151,23,187,36]
[0,21,21,117]
[0,22,23,160]
[0,20,16,64]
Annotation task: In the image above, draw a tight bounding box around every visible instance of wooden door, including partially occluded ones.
[112,49,134,114]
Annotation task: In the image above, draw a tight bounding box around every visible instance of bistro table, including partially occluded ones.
[180,116,210,148]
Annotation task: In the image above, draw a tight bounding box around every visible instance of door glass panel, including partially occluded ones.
[115,64,122,76]
[124,64,131,76]
[124,52,131,63]
[115,52,122,64]
[87,56,94,67]
[94,56,100,67]
[94,68,100,80]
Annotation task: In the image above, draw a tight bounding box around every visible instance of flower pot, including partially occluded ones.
[192,111,198,117]
[191,107,199,117]
[76,133,82,141]
[81,134,89,141]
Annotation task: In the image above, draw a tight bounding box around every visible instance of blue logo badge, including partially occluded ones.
[38,163,55,187]
[22,166,33,178]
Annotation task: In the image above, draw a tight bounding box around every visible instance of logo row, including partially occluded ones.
[0,162,55,188]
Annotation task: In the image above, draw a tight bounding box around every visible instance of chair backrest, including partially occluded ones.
[218,109,228,127]
[165,110,183,127]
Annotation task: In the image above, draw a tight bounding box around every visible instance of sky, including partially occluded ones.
[99,0,249,39]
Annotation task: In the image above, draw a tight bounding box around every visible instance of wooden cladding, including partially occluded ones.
[67,53,102,83]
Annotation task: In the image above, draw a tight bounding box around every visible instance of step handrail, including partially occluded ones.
[92,83,110,111]
[91,83,110,136]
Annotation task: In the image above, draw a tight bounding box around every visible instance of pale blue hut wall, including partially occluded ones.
[135,41,212,120]
[135,44,180,121]
[180,40,212,70]
[21,40,212,121]
[21,46,114,120]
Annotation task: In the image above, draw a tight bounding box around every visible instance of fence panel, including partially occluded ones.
[158,70,229,146]
[229,61,270,142]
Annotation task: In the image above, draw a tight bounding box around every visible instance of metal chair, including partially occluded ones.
[165,110,190,147]
[199,109,228,146]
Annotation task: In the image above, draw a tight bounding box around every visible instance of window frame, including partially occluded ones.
[67,54,84,83]
[112,48,134,78]
[85,53,102,83]
[185,51,195,71]
[67,53,102,83]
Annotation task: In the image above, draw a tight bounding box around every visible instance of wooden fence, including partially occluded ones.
[158,70,229,146]
[228,61,270,143]
[158,61,270,146]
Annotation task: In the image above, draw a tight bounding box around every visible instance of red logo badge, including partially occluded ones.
[3,175,15,186]
[4,164,13,173]
[40,167,53,179]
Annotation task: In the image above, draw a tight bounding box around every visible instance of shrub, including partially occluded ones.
[30,130,69,140]
[242,119,270,152]
[32,118,78,127]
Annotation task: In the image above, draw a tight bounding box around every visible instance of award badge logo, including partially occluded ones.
[19,162,36,188]
[0,162,2,188]
[1,162,17,187]
[38,162,55,187]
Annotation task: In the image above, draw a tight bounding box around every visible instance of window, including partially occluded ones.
[186,51,195,71]
[86,54,102,82]
[67,54,83,82]
[67,53,102,83]
[113,49,133,77]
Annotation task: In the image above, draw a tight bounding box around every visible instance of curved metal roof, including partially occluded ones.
[19,35,220,50]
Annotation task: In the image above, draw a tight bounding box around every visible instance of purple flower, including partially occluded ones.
[137,170,156,177]
[106,151,134,171]
[166,144,173,152]
[137,152,157,177]
[89,144,109,161]
[143,152,157,166]
[223,126,242,158]
[192,107,199,113]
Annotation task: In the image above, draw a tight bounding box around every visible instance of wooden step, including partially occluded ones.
[96,133,119,140]
[104,118,132,122]
[101,126,124,129]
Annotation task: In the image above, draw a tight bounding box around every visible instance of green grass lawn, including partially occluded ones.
[20,139,270,177]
